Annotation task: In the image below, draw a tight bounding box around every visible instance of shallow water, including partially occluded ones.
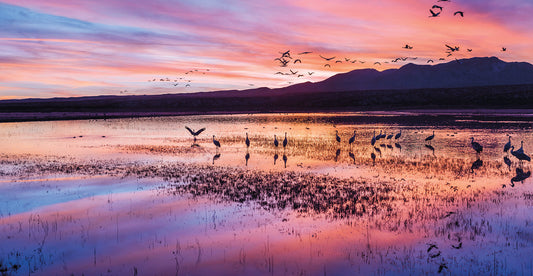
[0,113,532,275]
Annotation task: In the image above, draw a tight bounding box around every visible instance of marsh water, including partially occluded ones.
[0,112,532,275]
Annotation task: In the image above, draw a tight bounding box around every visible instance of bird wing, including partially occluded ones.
[193,128,206,136]
[185,126,196,135]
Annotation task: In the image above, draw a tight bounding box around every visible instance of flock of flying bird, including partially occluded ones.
[185,126,530,185]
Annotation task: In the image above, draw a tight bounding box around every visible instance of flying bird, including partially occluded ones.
[374,62,381,65]
[294,59,302,64]
[298,51,312,55]
[185,126,206,142]
[403,44,413,49]
[467,49,473,52]
[324,64,331,67]
[427,59,434,63]
[432,5,443,11]
[335,60,342,63]
[308,72,314,75]
[319,55,336,61]
[429,9,441,17]
[454,11,464,17]
[290,69,298,75]
[501,47,507,52]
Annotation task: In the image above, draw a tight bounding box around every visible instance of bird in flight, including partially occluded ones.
[294,59,302,63]
[429,9,441,17]
[454,11,464,17]
[289,69,298,75]
[403,44,413,49]
[467,49,472,52]
[308,72,314,75]
[427,59,434,63]
[324,64,331,67]
[319,55,336,61]
[438,0,450,2]
[298,51,312,55]
[279,50,291,58]
[432,5,443,11]
[445,44,460,52]
[335,60,342,63]
[501,47,507,51]
[374,62,381,65]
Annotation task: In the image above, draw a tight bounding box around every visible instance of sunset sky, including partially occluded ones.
[1,0,533,99]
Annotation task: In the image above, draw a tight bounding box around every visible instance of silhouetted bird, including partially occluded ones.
[503,136,511,152]
[395,130,402,139]
[335,130,341,143]
[294,59,302,64]
[432,5,443,11]
[371,152,376,163]
[274,153,278,165]
[425,131,435,143]
[274,135,279,148]
[403,44,413,49]
[298,51,312,55]
[319,55,336,61]
[427,59,434,63]
[212,135,221,150]
[348,131,356,147]
[454,11,464,17]
[386,133,393,140]
[511,146,531,162]
[371,130,377,146]
[245,133,250,148]
[185,126,206,142]
[283,132,288,149]
[324,64,331,68]
[470,137,483,153]
[429,9,441,17]
[467,49,472,52]
[501,47,507,52]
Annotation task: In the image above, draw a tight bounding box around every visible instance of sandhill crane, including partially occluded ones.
[283,132,288,149]
[245,133,250,148]
[185,126,206,142]
[503,136,511,153]
[470,137,483,153]
[425,131,435,143]
[212,135,221,152]
[335,130,341,143]
[348,131,356,147]
[395,130,402,140]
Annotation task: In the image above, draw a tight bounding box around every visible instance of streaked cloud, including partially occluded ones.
[1,0,533,99]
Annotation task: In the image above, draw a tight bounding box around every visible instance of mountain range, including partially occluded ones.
[1,57,533,121]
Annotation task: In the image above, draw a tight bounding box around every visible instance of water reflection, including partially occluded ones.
[511,168,531,186]
[273,153,278,165]
[503,156,512,171]
[425,144,435,156]
[245,152,250,166]
[212,153,221,165]
[470,158,483,173]
[282,154,288,168]
[334,148,341,162]
[395,143,402,151]
[349,151,355,164]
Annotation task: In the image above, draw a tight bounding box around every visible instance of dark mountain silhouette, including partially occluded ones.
[1,57,533,122]
[279,57,533,93]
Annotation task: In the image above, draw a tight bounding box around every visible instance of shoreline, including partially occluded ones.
[1,108,533,123]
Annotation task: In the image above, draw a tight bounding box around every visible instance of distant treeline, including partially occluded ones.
[1,84,533,121]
